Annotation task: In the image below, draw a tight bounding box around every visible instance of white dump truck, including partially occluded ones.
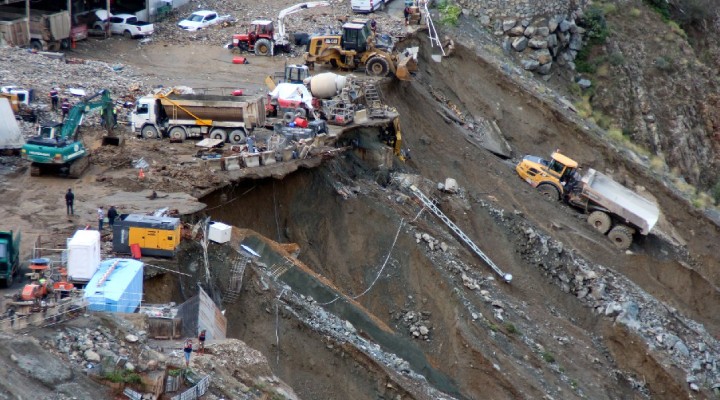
[132,91,266,144]
[565,168,660,249]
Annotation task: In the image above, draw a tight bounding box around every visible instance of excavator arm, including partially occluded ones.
[60,90,115,141]
[276,1,330,44]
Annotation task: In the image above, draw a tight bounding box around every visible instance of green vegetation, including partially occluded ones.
[711,182,720,204]
[104,370,142,385]
[570,379,579,389]
[541,351,556,363]
[629,8,642,17]
[168,368,183,377]
[575,6,611,74]
[643,0,671,20]
[488,323,499,332]
[505,323,520,335]
[437,0,462,26]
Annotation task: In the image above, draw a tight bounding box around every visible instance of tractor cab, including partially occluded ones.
[284,64,310,84]
[341,21,372,53]
[250,19,274,39]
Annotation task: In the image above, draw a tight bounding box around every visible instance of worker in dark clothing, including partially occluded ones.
[404,6,411,25]
[107,205,118,227]
[370,19,377,35]
[61,98,71,121]
[50,88,59,111]
[65,188,75,215]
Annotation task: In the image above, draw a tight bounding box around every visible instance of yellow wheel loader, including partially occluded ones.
[304,20,418,81]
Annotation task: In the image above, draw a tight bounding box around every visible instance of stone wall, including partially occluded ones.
[456,0,587,20]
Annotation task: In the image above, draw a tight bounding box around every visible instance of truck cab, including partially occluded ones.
[515,152,579,200]
[132,97,163,138]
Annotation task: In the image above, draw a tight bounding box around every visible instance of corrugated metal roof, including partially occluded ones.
[85,258,143,301]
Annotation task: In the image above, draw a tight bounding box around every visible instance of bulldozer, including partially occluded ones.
[304,19,418,81]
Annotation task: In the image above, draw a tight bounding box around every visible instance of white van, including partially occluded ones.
[351,0,386,13]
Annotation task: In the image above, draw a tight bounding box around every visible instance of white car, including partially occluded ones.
[178,10,229,31]
[108,14,155,38]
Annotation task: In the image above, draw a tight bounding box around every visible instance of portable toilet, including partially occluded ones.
[67,230,101,283]
[113,214,181,257]
[84,258,143,313]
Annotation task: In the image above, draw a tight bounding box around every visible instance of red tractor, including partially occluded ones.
[230,20,277,56]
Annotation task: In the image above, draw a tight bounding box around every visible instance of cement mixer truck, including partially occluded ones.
[266,65,349,121]
[132,89,266,144]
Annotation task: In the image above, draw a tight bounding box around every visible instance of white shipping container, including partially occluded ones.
[208,222,232,244]
[68,230,101,281]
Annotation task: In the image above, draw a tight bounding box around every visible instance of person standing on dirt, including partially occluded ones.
[97,207,104,231]
[65,188,75,215]
[184,338,193,367]
[107,205,118,227]
[61,98,71,121]
[50,88,59,111]
[198,329,206,354]
[404,6,411,25]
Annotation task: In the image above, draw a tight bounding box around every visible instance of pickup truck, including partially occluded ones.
[178,10,230,31]
[108,14,154,38]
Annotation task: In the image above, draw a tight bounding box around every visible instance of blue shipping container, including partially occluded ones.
[84,258,143,313]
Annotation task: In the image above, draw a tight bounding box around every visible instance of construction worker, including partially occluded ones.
[404,6,411,25]
[61,98,71,121]
[184,338,193,367]
[198,329,206,354]
[65,188,75,215]
[97,207,104,231]
[49,88,59,111]
[107,205,118,227]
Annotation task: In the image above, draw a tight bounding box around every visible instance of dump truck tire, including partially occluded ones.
[211,129,227,142]
[169,126,187,142]
[255,39,272,56]
[366,56,390,77]
[537,183,560,201]
[608,225,633,250]
[229,129,246,144]
[587,211,611,234]
[141,125,159,139]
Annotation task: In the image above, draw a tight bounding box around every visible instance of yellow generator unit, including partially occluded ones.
[112,214,181,257]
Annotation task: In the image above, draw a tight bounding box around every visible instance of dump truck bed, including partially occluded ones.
[580,169,660,235]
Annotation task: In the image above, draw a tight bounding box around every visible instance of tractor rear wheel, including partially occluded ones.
[587,211,611,234]
[537,184,560,201]
[366,56,390,77]
[608,225,634,250]
[255,38,272,56]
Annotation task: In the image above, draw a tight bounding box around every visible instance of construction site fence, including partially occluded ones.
[0,297,88,334]
[170,375,210,400]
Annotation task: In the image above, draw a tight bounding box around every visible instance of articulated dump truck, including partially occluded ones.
[131,91,266,144]
[516,152,660,250]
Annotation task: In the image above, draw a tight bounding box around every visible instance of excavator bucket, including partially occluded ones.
[395,47,419,81]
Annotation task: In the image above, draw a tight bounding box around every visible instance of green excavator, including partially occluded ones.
[21,89,117,178]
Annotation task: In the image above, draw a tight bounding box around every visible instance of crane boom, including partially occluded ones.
[276,1,331,45]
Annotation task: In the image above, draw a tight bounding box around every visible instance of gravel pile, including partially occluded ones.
[150,0,406,49]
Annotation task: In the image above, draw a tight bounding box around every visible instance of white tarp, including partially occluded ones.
[0,98,24,150]
[269,83,314,110]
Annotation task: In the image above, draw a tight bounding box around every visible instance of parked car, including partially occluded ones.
[74,9,110,34]
[351,0,387,13]
[178,10,229,31]
[108,14,154,38]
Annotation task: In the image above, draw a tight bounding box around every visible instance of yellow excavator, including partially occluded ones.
[304,19,418,81]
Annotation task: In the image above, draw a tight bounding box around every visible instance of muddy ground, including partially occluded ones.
[3,12,720,400]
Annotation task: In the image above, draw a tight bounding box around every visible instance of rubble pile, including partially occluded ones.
[0,46,146,134]
[49,326,157,372]
[151,0,406,49]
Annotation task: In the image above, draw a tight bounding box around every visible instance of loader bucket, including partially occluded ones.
[395,46,419,81]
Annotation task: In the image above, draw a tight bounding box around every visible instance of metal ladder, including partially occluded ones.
[223,255,249,304]
[363,82,386,118]
[410,185,512,283]
[423,1,445,58]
